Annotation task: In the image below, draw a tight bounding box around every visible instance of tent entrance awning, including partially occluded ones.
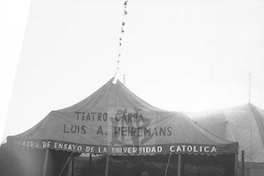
[8,138,238,156]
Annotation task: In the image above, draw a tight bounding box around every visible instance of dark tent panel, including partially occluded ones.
[0,142,45,176]
[71,154,236,176]
[0,142,74,176]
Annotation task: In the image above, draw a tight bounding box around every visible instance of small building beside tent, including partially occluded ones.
[190,103,264,176]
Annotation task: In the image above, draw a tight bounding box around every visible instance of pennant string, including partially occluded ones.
[114,0,129,79]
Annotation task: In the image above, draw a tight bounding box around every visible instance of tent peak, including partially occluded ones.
[112,77,118,84]
[112,76,124,84]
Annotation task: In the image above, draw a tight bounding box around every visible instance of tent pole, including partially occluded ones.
[89,153,92,172]
[42,149,49,176]
[241,150,245,176]
[177,154,182,176]
[234,151,238,176]
[72,155,75,176]
[105,154,109,176]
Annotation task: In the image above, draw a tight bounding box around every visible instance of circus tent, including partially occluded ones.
[3,78,238,176]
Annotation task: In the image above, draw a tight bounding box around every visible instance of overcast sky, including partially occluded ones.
[1,0,264,142]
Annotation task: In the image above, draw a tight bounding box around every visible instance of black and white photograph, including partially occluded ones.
[1,0,264,176]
